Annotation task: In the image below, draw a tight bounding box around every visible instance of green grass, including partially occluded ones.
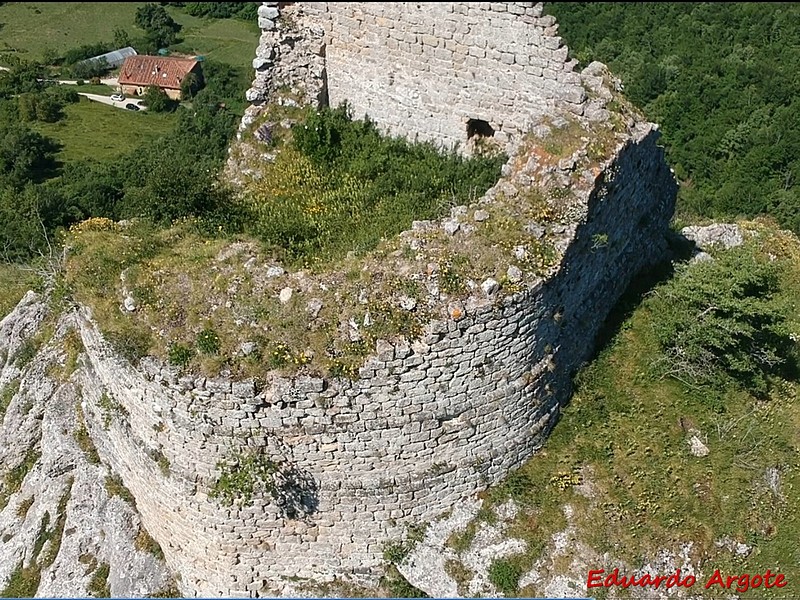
[0,3,147,63]
[87,562,111,598]
[104,474,136,506]
[74,405,101,465]
[0,3,259,70]
[167,11,260,71]
[33,97,177,163]
[0,447,40,511]
[0,480,72,598]
[72,84,114,95]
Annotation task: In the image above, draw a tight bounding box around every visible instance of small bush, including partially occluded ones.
[152,449,170,477]
[488,558,522,595]
[104,326,152,364]
[12,338,39,368]
[168,342,194,367]
[382,540,412,565]
[210,452,279,506]
[493,469,533,502]
[1,561,41,598]
[650,245,796,396]
[97,391,127,429]
[196,327,220,355]
[141,86,178,113]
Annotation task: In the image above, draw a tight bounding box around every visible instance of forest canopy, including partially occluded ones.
[546,2,800,232]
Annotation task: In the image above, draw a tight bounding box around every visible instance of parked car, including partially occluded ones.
[110,93,125,102]
[125,103,140,111]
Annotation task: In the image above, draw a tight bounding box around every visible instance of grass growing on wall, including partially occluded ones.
[62,105,512,379]
[241,104,506,267]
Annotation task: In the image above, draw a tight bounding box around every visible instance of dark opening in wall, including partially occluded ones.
[466,118,495,140]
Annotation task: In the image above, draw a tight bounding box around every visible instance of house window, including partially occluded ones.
[466,118,495,140]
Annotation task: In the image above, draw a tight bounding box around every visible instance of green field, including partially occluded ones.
[72,83,114,95]
[0,2,259,70]
[0,3,146,62]
[33,97,177,163]
[168,11,260,71]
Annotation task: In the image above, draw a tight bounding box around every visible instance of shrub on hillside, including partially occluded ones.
[141,86,177,113]
[650,244,797,397]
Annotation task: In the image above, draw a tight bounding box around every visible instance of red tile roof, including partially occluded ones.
[118,55,199,90]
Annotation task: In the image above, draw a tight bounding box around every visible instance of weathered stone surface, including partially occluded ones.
[681,223,744,251]
[0,2,680,597]
[245,2,601,153]
[0,303,172,598]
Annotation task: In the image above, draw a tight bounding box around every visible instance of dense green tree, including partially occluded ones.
[113,27,132,49]
[141,86,177,112]
[180,2,258,21]
[135,3,182,47]
[70,57,110,80]
[180,71,204,100]
[61,42,112,66]
[651,246,796,396]
[0,60,46,97]
[546,3,800,232]
[0,123,58,187]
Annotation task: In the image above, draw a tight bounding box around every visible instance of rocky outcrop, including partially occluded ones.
[0,295,173,597]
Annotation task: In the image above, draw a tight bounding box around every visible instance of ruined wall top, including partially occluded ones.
[248,2,609,152]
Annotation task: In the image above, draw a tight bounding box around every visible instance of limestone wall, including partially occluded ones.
[71,122,676,597]
[247,2,593,150]
[0,3,680,597]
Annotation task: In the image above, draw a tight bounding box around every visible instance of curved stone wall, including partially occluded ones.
[0,3,679,597]
[72,123,676,596]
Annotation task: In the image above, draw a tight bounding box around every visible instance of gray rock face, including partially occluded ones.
[681,223,744,251]
[0,298,173,598]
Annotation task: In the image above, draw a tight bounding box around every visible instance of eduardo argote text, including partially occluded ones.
[587,567,787,593]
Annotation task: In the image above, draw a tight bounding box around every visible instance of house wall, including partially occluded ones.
[120,85,182,100]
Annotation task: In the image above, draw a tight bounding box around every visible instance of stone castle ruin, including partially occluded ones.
[0,3,677,597]
[247,2,606,151]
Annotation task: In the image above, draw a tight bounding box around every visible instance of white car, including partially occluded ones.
[111,93,125,102]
